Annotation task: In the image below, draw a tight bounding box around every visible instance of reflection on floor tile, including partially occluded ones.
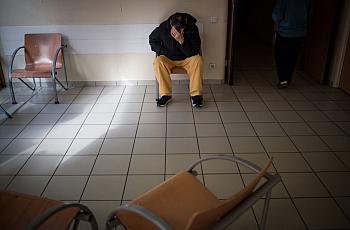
[0,155,30,175]
[55,155,96,175]
[79,201,120,230]
[254,199,306,230]
[123,175,163,200]
[302,152,348,171]
[82,175,126,200]
[294,198,350,229]
[317,172,350,196]
[229,137,265,153]
[43,176,88,200]
[92,155,130,175]
[280,173,329,197]
[19,155,62,175]
[7,175,50,196]
[204,174,244,199]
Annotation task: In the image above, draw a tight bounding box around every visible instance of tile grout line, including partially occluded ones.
[191,86,206,185]
[164,87,168,181]
[38,86,95,198]
[305,98,350,171]
[210,83,263,229]
[119,86,146,204]
[246,70,310,230]
[1,87,48,148]
[235,98,269,229]
[77,86,121,202]
[234,73,288,229]
[4,87,64,191]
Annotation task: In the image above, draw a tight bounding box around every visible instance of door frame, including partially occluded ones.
[0,63,5,89]
[329,0,350,88]
[224,0,237,85]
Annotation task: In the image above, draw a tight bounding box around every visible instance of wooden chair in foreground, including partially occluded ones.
[106,155,281,230]
[0,190,98,230]
[8,33,69,105]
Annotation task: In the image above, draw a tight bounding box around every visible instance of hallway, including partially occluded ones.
[0,70,350,229]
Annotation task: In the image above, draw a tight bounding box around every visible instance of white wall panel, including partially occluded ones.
[0,24,204,55]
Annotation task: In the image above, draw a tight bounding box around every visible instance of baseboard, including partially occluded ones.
[11,79,224,87]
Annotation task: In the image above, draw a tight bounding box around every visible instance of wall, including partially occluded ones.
[328,0,350,87]
[0,0,228,83]
[302,0,339,84]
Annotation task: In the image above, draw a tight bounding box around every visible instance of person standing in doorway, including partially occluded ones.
[149,12,203,107]
[273,0,312,88]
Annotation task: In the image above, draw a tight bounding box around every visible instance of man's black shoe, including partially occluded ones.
[156,96,172,107]
[191,95,203,108]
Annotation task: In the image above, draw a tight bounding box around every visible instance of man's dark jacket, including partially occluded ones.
[149,13,201,61]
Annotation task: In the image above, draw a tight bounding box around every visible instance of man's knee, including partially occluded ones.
[154,55,169,68]
[189,55,203,66]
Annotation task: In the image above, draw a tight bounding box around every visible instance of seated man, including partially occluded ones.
[149,12,203,107]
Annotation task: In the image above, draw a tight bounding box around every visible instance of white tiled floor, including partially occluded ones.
[1,70,350,229]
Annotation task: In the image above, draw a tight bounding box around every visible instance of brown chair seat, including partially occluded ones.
[12,69,52,78]
[0,190,79,230]
[117,171,221,230]
[12,63,62,78]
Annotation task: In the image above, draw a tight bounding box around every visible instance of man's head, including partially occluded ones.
[170,13,188,31]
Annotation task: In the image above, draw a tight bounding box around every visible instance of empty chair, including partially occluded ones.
[0,190,98,230]
[106,155,281,230]
[8,33,69,104]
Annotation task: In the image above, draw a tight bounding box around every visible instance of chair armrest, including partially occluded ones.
[187,155,274,180]
[106,204,174,230]
[8,46,25,75]
[212,175,281,230]
[52,45,67,74]
[26,202,98,230]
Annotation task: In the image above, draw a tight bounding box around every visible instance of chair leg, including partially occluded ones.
[155,76,159,101]
[72,219,80,230]
[62,49,69,90]
[260,190,272,230]
[105,216,121,230]
[0,105,11,118]
[52,74,59,104]
[72,210,98,230]
[8,76,17,104]
[19,78,36,91]
[32,78,36,90]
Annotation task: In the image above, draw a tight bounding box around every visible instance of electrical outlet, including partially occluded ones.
[209,63,216,70]
[209,16,218,23]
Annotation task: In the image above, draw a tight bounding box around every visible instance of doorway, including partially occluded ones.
[225,0,340,85]
[234,0,276,70]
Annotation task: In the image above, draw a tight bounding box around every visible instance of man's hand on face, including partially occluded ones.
[171,26,184,45]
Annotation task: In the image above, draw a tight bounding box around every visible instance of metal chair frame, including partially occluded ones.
[8,44,69,105]
[26,202,98,230]
[106,155,281,230]
[0,105,11,118]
